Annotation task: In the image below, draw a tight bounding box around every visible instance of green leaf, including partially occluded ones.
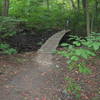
[61,43,69,47]
[71,56,79,61]
[0,43,9,49]
[4,48,17,55]
[67,60,71,64]
[73,41,81,46]
[78,64,92,74]
[93,43,100,50]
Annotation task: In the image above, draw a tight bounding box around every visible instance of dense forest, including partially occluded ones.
[0,0,100,54]
[0,1,100,100]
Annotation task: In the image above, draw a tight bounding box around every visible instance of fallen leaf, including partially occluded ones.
[41,72,47,76]
[34,97,39,100]
[42,96,46,100]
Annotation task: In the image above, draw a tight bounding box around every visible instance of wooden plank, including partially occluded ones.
[38,30,70,53]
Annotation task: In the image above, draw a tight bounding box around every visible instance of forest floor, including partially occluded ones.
[0,51,100,100]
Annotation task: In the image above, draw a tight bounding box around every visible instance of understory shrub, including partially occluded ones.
[57,32,100,99]
[0,43,17,55]
[65,77,82,99]
[57,32,100,74]
[0,16,24,54]
[0,16,25,38]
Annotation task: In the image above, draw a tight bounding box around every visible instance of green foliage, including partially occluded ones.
[9,0,67,31]
[1,0,100,34]
[57,33,100,74]
[0,17,23,55]
[0,43,17,55]
[0,16,23,38]
[78,63,92,74]
[65,77,81,99]
[83,33,100,51]
[8,0,87,32]
[58,33,100,100]
[0,0,3,15]
[0,0,100,34]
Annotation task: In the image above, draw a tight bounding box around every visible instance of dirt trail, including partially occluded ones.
[0,52,65,100]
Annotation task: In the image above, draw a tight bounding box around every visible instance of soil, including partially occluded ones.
[0,51,100,100]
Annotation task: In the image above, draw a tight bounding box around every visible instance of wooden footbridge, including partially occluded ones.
[38,30,70,53]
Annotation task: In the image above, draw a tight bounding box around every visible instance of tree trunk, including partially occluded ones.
[70,0,76,9]
[82,0,86,14]
[91,14,95,32]
[91,0,99,32]
[2,0,9,16]
[95,0,98,16]
[86,0,90,36]
[47,0,50,10]
[77,0,80,10]
[0,0,3,15]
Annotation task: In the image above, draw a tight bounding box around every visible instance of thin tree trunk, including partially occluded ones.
[47,0,50,10]
[70,0,76,9]
[82,0,86,14]
[55,0,58,3]
[62,0,65,12]
[0,0,3,15]
[77,0,80,10]
[86,0,90,36]
[91,0,99,32]
[95,0,98,16]
[82,0,90,36]
[91,15,95,32]
[2,0,9,16]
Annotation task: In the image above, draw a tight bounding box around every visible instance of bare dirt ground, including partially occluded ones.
[0,52,100,100]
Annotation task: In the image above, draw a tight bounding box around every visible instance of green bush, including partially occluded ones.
[0,16,24,38]
[0,43,17,55]
[57,32,100,74]
[65,77,82,99]
[0,17,24,55]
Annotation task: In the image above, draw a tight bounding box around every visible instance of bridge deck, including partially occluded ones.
[38,30,70,53]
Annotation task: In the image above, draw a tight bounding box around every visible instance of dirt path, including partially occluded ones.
[0,52,66,100]
[0,52,100,100]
